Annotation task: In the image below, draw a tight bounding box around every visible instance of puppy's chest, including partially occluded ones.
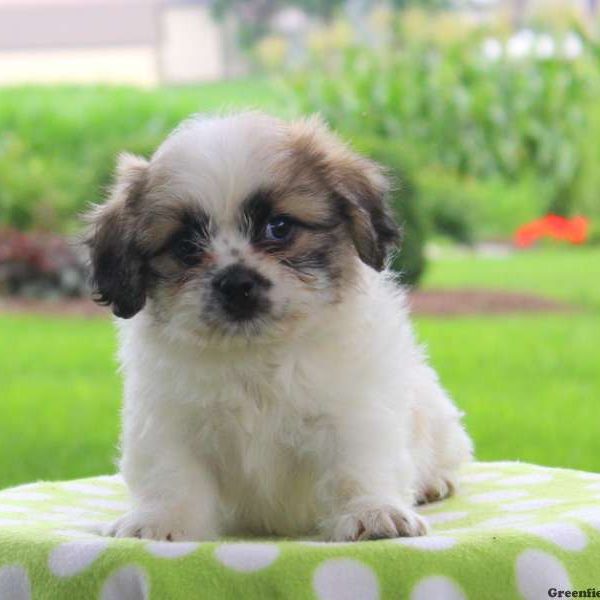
[194,371,330,471]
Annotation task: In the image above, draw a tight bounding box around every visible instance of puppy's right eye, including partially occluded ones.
[172,237,202,266]
[264,216,295,242]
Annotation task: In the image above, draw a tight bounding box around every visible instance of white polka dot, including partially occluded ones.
[468,462,507,471]
[29,513,76,524]
[49,506,106,518]
[0,565,31,600]
[564,507,600,530]
[411,576,466,600]
[61,482,121,496]
[52,512,93,521]
[94,475,123,485]
[83,498,129,511]
[470,490,528,503]
[516,550,571,600]
[396,536,457,550]
[502,499,563,512]
[0,506,28,514]
[48,539,110,577]
[146,541,200,558]
[425,511,469,525]
[0,518,24,527]
[524,522,587,551]
[576,472,600,481]
[214,543,279,572]
[101,565,148,600]
[0,491,52,502]
[480,514,533,529]
[86,523,107,536]
[313,558,379,600]
[460,472,502,484]
[61,518,114,529]
[417,503,446,513]
[486,460,525,468]
[586,482,600,492]
[54,529,98,539]
[497,474,553,486]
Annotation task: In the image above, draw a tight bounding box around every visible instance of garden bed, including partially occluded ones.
[409,289,574,316]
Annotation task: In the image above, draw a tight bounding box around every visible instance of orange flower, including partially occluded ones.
[514,215,589,247]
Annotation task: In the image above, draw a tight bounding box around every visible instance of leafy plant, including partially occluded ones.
[284,15,600,230]
[352,137,427,284]
[0,228,88,298]
[0,80,278,233]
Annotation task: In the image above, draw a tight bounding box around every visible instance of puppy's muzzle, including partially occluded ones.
[212,264,272,321]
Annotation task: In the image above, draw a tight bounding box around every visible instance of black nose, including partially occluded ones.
[212,265,271,320]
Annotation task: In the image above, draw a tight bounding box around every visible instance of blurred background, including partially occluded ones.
[1,0,598,488]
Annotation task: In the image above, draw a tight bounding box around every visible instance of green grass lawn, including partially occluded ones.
[1,316,120,488]
[423,245,600,310]
[418,246,600,472]
[415,314,599,472]
[1,247,599,489]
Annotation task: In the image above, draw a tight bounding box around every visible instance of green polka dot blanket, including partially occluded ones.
[0,462,599,600]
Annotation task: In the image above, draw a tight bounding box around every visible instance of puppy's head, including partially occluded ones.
[85,113,398,341]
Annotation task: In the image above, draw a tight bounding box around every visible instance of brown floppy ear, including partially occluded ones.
[332,156,399,271]
[288,117,400,271]
[84,153,149,318]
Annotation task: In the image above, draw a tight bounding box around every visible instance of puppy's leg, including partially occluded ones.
[411,372,474,505]
[415,420,473,505]
[105,440,220,542]
[318,417,428,542]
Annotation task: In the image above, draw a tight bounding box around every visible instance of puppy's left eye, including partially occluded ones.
[264,217,294,242]
[173,237,202,265]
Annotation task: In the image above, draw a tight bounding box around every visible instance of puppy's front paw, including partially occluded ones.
[104,510,207,542]
[328,502,429,542]
[416,474,457,505]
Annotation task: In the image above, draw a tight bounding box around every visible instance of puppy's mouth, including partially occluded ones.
[205,264,274,335]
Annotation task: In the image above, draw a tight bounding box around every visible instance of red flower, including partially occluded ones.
[514,215,590,248]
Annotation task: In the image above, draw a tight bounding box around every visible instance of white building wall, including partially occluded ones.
[0,47,159,86]
[160,4,225,83]
[0,1,228,86]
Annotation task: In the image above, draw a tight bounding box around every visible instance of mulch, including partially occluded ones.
[408,288,574,316]
[0,289,575,319]
[0,298,106,318]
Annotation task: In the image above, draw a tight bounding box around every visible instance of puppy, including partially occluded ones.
[85,112,473,542]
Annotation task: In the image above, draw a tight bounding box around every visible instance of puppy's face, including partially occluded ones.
[86,113,398,343]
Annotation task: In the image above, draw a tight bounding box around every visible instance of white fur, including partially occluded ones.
[103,114,473,542]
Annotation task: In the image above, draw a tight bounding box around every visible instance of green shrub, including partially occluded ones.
[0,80,277,232]
[353,139,551,248]
[587,221,600,246]
[415,167,548,241]
[284,17,600,231]
[352,136,426,285]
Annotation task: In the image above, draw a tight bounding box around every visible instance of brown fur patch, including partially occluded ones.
[276,116,399,271]
[84,154,150,318]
